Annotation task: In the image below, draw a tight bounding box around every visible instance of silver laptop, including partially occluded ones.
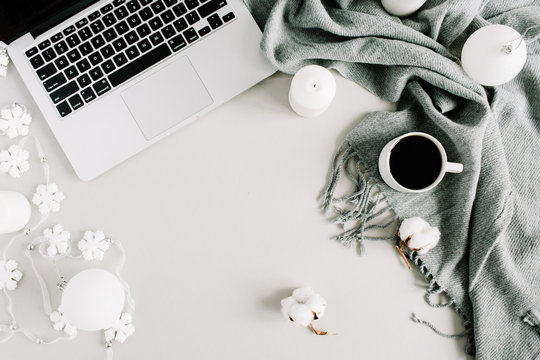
[3,0,275,180]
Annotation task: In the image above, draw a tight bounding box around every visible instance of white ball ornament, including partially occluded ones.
[0,191,31,234]
[381,0,427,17]
[289,65,336,118]
[461,24,527,86]
[61,269,125,331]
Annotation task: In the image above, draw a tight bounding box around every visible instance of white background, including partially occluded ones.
[0,67,470,359]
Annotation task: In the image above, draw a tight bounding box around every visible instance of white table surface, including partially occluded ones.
[0,66,470,360]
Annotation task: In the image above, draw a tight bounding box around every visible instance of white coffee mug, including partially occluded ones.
[378,132,463,193]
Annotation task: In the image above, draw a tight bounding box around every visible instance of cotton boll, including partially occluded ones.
[292,287,314,303]
[280,296,297,320]
[305,294,327,319]
[287,303,314,327]
[399,217,430,240]
[409,227,440,254]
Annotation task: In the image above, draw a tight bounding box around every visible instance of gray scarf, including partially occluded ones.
[244,0,540,358]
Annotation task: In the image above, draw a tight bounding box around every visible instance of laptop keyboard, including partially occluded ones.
[25,0,236,118]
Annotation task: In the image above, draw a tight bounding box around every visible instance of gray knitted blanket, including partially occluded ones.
[244,0,540,358]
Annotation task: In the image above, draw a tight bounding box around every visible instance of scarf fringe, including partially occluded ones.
[321,142,475,355]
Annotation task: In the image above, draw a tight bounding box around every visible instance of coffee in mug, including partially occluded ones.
[378,132,463,193]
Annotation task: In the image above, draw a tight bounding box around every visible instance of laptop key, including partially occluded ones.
[198,0,227,18]
[207,14,223,29]
[88,11,101,21]
[137,38,152,53]
[93,79,112,96]
[42,48,57,62]
[90,67,104,81]
[126,0,141,13]
[108,43,172,87]
[198,26,210,37]
[101,45,115,59]
[115,6,129,20]
[68,94,84,110]
[126,45,140,60]
[77,73,92,88]
[67,49,82,63]
[186,11,200,25]
[38,40,51,50]
[30,55,45,69]
[149,17,164,31]
[161,9,175,24]
[89,52,104,66]
[183,28,198,43]
[76,18,89,29]
[151,0,166,14]
[55,56,69,70]
[79,42,94,56]
[164,0,178,6]
[91,34,106,49]
[79,27,93,40]
[50,81,79,103]
[161,25,176,39]
[168,34,186,52]
[149,32,164,46]
[185,0,199,10]
[103,28,118,42]
[54,41,69,55]
[113,38,128,51]
[44,73,67,92]
[63,25,76,36]
[76,58,91,73]
[66,34,81,48]
[100,4,114,14]
[103,13,117,27]
[64,66,79,80]
[113,53,128,67]
[172,3,187,17]
[113,0,126,6]
[90,20,105,34]
[140,0,152,5]
[25,47,38,58]
[139,7,153,21]
[136,23,151,38]
[102,60,116,74]
[115,21,130,35]
[127,14,142,28]
[56,101,72,117]
[81,87,97,103]
[37,63,57,80]
[125,31,139,45]
[51,33,64,43]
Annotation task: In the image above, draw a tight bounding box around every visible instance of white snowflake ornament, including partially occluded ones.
[43,224,71,256]
[104,313,135,343]
[78,230,110,261]
[0,144,30,178]
[0,103,32,138]
[0,259,23,291]
[32,183,65,214]
[280,287,333,335]
[50,307,77,336]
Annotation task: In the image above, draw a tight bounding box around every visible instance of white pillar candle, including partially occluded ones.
[381,0,427,17]
[0,191,31,234]
[289,65,336,118]
[461,24,527,86]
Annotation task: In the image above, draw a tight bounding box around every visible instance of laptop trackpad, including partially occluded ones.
[121,56,213,140]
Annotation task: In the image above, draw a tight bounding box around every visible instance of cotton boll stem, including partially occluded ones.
[309,322,336,336]
[395,239,411,270]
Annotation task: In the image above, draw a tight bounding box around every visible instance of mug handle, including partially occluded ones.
[446,162,463,173]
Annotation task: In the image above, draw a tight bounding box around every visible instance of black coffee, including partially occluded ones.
[389,135,442,190]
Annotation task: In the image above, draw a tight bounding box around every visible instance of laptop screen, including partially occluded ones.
[0,0,98,44]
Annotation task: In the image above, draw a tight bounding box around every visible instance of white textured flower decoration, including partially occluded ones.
[104,312,135,343]
[0,47,8,77]
[0,103,32,138]
[0,259,23,291]
[50,307,77,336]
[398,217,440,255]
[281,287,333,335]
[0,144,30,178]
[43,224,71,256]
[32,183,65,214]
[78,230,110,261]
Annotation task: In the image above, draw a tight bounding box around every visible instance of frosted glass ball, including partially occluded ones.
[381,0,427,17]
[61,269,125,331]
[461,24,527,86]
[0,191,31,234]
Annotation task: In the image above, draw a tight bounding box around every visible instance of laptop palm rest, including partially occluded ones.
[121,56,213,140]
